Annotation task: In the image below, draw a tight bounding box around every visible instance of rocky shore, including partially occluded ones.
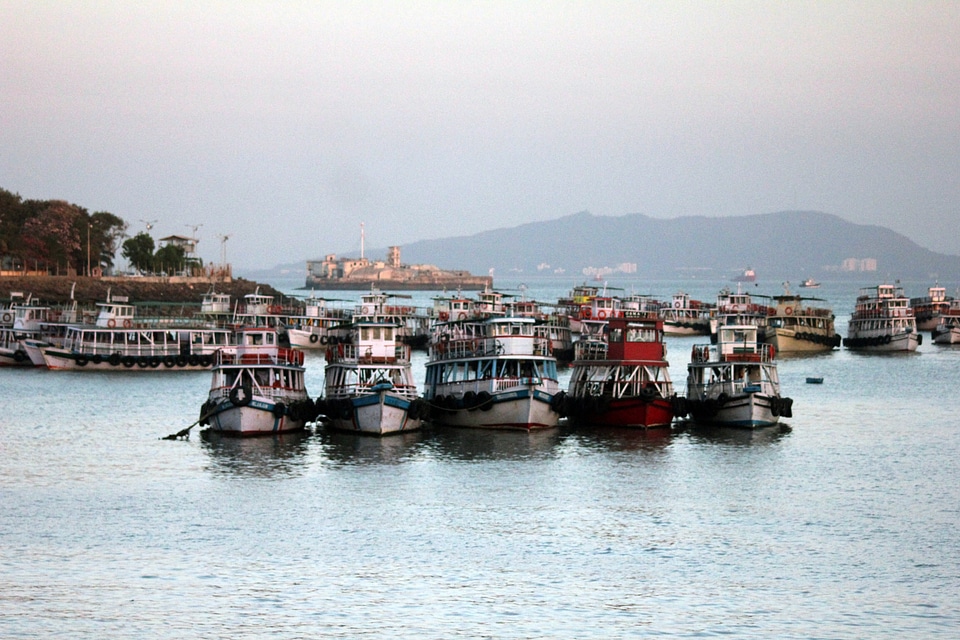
[0,276,285,306]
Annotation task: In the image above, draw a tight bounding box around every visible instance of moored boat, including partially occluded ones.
[843,283,920,352]
[566,311,676,428]
[710,285,770,343]
[932,298,960,345]
[686,324,792,428]
[763,283,841,354]
[660,292,711,336]
[799,278,821,289]
[911,283,952,332]
[199,327,315,436]
[424,315,561,430]
[321,319,425,435]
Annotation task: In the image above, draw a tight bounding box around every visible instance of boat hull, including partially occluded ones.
[766,329,841,354]
[325,391,422,435]
[843,331,920,352]
[42,348,213,371]
[206,399,307,436]
[569,395,674,429]
[430,388,560,431]
[933,327,960,345]
[689,393,782,428]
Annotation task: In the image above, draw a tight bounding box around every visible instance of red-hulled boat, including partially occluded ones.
[564,311,677,428]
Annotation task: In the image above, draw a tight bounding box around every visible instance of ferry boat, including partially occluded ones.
[686,324,792,428]
[423,315,562,430]
[659,292,711,336]
[354,289,431,349]
[799,278,821,289]
[321,319,424,435]
[763,283,841,354]
[41,295,233,371]
[932,298,960,345]
[911,283,952,332]
[565,311,676,428]
[733,267,757,283]
[843,284,920,352]
[285,294,352,349]
[555,283,600,334]
[199,327,314,436]
[0,328,31,366]
[710,285,770,343]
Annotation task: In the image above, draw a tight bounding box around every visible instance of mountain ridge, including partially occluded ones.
[242,210,960,281]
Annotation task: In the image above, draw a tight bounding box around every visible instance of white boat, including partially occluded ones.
[424,315,562,430]
[763,283,841,354]
[932,298,960,344]
[199,328,315,436]
[354,289,431,349]
[659,292,711,336]
[285,294,352,349]
[41,295,233,371]
[709,285,770,343]
[911,283,952,332]
[322,319,424,435]
[686,324,792,428]
[844,283,920,352]
[0,328,31,366]
[799,278,821,289]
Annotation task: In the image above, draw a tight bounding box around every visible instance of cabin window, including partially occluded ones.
[609,328,623,344]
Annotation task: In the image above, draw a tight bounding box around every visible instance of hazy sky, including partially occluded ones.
[3,1,959,269]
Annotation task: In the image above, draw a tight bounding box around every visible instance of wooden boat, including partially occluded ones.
[566,311,676,428]
[321,319,424,435]
[686,325,792,428]
[424,315,561,430]
[763,283,841,354]
[200,328,315,436]
[844,284,920,352]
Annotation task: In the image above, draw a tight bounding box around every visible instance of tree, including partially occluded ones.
[21,200,83,272]
[90,211,127,271]
[154,243,186,275]
[122,232,155,273]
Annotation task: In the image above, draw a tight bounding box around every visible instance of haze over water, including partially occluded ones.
[2,277,959,637]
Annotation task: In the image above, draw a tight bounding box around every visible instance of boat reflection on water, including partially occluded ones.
[318,427,426,465]
[200,427,314,478]
[680,421,792,446]
[558,423,674,453]
[425,425,562,462]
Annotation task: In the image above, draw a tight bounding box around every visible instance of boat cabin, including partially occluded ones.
[606,313,666,362]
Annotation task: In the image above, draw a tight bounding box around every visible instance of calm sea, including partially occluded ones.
[2,277,959,638]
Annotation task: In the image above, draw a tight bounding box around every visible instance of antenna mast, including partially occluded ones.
[360,222,365,260]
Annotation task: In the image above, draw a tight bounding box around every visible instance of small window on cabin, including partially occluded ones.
[609,328,623,343]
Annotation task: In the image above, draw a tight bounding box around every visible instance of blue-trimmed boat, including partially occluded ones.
[322,319,424,435]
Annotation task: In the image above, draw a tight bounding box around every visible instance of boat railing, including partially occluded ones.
[216,347,304,367]
[574,340,608,361]
[326,342,407,364]
[689,379,776,399]
[431,336,553,360]
[493,376,542,392]
[327,382,419,400]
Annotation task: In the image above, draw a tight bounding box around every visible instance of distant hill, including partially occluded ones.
[243,211,960,282]
[395,210,960,280]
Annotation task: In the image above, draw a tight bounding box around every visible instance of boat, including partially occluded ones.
[685,324,792,428]
[321,319,425,435]
[763,283,841,354]
[843,283,920,352]
[659,292,711,336]
[424,314,562,430]
[353,289,431,349]
[710,285,770,343]
[910,283,953,332]
[799,278,821,289]
[199,327,315,436]
[806,377,824,384]
[41,294,233,371]
[565,311,676,428]
[285,294,352,349]
[733,267,757,283]
[932,298,960,344]
[0,328,31,366]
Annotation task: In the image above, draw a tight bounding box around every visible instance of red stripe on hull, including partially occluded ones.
[580,398,674,429]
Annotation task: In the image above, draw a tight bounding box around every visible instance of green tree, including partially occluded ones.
[122,232,155,273]
[90,211,127,271]
[154,243,186,275]
[22,200,83,272]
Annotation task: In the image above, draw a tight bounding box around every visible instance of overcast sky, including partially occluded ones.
[3,1,959,269]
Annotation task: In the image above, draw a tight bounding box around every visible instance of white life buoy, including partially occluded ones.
[674,301,681,308]
[597,309,607,320]
[123,319,132,328]
[1,312,11,323]
[457,312,467,320]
